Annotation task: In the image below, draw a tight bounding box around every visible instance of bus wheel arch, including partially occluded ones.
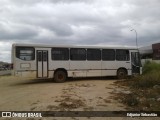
[117,68,128,79]
[54,68,67,83]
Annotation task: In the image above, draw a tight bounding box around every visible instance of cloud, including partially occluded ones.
[10,0,93,5]
[0,0,160,62]
[0,42,12,62]
[0,22,38,40]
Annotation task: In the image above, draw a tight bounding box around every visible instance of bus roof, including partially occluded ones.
[12,43,138,50]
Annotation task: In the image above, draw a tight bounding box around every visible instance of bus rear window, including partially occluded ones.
[16,47,35,61]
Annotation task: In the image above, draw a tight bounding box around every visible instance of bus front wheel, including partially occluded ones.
[54,70,67,83]
[117,69,127,79]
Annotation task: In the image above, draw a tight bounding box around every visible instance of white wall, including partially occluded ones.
[141,59,160,66]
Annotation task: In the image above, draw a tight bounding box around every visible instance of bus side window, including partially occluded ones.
[102,49,115,61]
[116,50,129,61]
[70,48,86,60]
[51,48,69,60]
[87,49,101,61]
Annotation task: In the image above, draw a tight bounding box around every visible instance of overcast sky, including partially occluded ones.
[0,0,160,62]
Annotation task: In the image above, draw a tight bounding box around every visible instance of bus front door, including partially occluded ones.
[131,52,141,74]
[37,50,48,78]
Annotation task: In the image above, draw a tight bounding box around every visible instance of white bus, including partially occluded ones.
[12,43,142,82]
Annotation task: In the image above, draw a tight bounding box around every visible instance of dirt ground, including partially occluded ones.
[0,76,159,120]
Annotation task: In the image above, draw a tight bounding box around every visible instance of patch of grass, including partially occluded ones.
[143,61,160,74]
[59,97,86,109]
[115,68,160,89]
[130,71,160,89]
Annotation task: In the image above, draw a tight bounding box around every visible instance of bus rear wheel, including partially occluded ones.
[117,69,127,79]
[54,70,67,83]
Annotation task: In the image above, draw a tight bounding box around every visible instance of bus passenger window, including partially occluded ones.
[102,49,115,61]
[52,48,69,60]
[87,49,101,61]
[70,48,86,60]
[116,50,129,61]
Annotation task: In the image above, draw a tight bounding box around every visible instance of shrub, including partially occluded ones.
[122,94,139,106]
[129,62,160,89]
[131,71,160,89]
[143,62,160,74]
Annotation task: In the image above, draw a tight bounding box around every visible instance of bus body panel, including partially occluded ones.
[14,58,37,78]
[68,61,102,77]
[49,61,70,71]
[86,61,101,77]
[69,61,87,77]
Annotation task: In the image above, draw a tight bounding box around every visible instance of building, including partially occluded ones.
[139,43,160,65]
[139,45,153,59]
[152,43,160,60]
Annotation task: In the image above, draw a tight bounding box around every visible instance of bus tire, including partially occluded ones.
[117,69,127,79]
[54,70,67,83]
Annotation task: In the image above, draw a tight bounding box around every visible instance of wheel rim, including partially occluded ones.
[119,72,124,78]
[58,74,64,80]
[118,70,126,79]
